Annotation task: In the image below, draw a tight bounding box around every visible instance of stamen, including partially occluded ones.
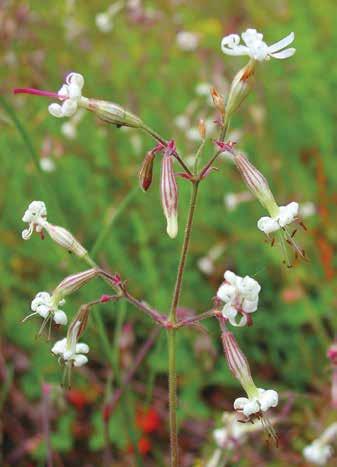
[299,221,307,231]
[22,312,38,323]
[13,88,67,100]
[291,229,297,238]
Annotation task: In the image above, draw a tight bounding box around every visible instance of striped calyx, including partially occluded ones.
[160,141,178,239]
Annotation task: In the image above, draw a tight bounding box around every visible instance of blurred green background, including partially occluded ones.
[1,0,337,465]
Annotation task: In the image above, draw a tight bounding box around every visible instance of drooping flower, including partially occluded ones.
[221,29,295,62]
[221,148,307,265]
[217,270,261,327]
[23,291,67,337]
[22,201,87,257]
[219,327,278,440]
[52,320,89,386]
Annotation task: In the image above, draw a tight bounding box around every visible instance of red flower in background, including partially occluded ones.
[67,389,89,411]
[136,407,161,433]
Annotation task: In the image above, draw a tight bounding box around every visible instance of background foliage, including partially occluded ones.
[1,0,337,465]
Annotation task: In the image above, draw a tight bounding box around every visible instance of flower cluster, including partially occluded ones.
[48,73,85,118]
[221,29,295,62]
[217,270,261,327]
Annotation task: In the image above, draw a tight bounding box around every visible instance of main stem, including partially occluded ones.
[167,182,199,466]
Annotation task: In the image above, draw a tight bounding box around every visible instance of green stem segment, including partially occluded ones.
[167,182,200,467]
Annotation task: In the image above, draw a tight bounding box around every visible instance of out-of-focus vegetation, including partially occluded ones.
[1,0,337,465]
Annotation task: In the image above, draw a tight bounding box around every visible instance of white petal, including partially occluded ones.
[222,303,237,320]
[242,298,258,313]
[68,83,81,99]
[259,389,278,411]
[268,32,294,53]
[233,397,249,410]
[73,354,88,367]
[224,270,237,285]
[36,305,50,318]
[48,103,64,118]
[51,338,67,355]
[257,216,280,234]
[217,283,236,302]
[53,310,67,325]
[76,343,89,354]
[270,48,296,59]
[243,400,260,417]
[229,313,247,327]
[62,99,78,117]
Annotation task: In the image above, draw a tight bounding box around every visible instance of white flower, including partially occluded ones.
[257,201,299,234]
[24,291,67,326]
[303,442,333,466]
[40,157,56,172]
[52,321,89,367]
[195,82,211,97]
[217,270,261,326]
[22,201,47,240]
[221,29,296,62]
[95,12,114,32]
[234,388,278,417]
[21,201,87,257]
[48,72,85,118]
[176,31,199,51]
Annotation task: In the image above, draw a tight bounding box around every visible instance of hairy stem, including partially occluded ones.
[167,182,200,466]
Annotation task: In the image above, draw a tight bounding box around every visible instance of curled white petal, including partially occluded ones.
[268,32,294,53]
[257,216,280,234]
[48,103,64,118]
[73,354,88,367]
[76,343,89,354]
[270,48,296,59]
[53,310,68,325]
[52,338,67,355]
[233,397,249,410]
[258,389,278,411]
[217,283,236,302]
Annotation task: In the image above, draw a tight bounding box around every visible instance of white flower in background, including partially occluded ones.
[174,114,189,130]
[48,72,85,118]
[195,82,211,97]
[257,201,299,234]
[300,201,316,218]
[217,270,261,326]
[95,1,124,33]
[61,108,85,140]
[52,321,89,367]
[221,29,296,61]
[23,292,67,326]
[198,243,225,276]
[40,157,56,172]
[176,31,199,51]
[22,201,47,240]
[234,388,278,417]
[224,191,253,211]
[303,422,337,466]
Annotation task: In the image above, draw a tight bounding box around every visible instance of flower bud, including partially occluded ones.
[222,330,257,397]
[160,142,178,239]
[234,153,279,216]
[211,87,225,114]
[82,98,143,128]
[198,119,206,139]
[139,151,155,191]
[225,60,255,118]
[45,223,87,257]
[53,269,99,302]
[68,305,90,342]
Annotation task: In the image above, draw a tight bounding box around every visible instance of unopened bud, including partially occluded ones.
[82,98,143,128]
[211,87,225,114]
[225,60,255,117]
[234,153,279,216]
[45,223,87,257]
[68,305,90,341]
[198,119,206,139]
[222,330,257,397]
[53,269,99,301]
[139,151,155,191]
[160,142,178,239]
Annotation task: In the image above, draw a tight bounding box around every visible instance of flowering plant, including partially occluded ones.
[14,26,320,467]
